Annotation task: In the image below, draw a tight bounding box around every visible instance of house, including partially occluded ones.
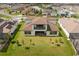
[42,8,57,17]
[0,4,11,9]
[24,17,59,36]
[10,4,27,14]
[59,18,79,53]
[22,6,42,16]
[0,19,18,36]
[42,8,52,16]
[31,6,42,11]
[59,18,79,39]
[0,19,18,50]
[58,8,75,17]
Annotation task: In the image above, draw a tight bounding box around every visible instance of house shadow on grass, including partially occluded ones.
[0,24,21,52]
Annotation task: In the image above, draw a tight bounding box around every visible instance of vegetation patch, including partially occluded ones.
[0,14,11,20]
[72,14,79,19]
[11,40,16,44]
[25,47,30,50]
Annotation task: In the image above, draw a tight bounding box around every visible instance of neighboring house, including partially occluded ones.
[59,18,79,39]
[0,4,11,9]
[58,8,75,17]
[0,19,18,50]
[29,6,42,15]
[42,8,57,17]
[24,17,59,36]
[59,18,79,54]
[22,6,42,15]
[31,6,42,11]
[10,4,27,14]
[12,15,23,23]
[42,8,52,16]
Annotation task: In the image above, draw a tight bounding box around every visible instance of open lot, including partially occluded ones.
[0,21,76,56]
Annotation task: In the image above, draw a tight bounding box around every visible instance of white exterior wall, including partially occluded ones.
[58,20,69,38]
[46,31,50,36]
[31,31,35,35]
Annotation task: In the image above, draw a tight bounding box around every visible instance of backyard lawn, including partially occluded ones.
[0,22,76,56]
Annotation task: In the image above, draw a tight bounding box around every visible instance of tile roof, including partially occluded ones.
[25,23,32,31]
[32,17,48,25]
[48,23,58,31]
[60,18,79,33]
[25,17,58,31]
[0,20,17,33]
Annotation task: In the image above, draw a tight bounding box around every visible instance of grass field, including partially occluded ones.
[0,22,76,56]
[0,14,11,20]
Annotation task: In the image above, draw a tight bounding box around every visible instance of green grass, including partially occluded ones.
[72,14,79,19]
[0,22,76,56]
[0,14,11,20]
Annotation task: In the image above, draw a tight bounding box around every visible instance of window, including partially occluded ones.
[34,25,45,30]
[50,31,57,35]
[25,31,31,34]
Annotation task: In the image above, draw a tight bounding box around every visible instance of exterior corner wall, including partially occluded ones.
[46,31,50,36]
[31,31,35,35]
[45,24,47,31]
[32,24,34,30]
[56,31,59,36]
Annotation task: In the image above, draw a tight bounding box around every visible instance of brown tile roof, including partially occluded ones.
[48,22,58,31]
[32,17,48,25]
[25,23,32,31]
[25,17,58,31]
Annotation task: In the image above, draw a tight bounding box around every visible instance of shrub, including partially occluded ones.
[60,42,64,44]
[52,42,54,44]
[16,40,22,46]
[72,14,79,18]
[18,44,22,46]
[25,47,30,49]
[32,43,35,46]
[11,40,16,44]
[56,44,61,47]
[55,39,58,43]
[59,38,64,44]
[30,39,32,43]
[50,38,52,41]
[0,40,5,44]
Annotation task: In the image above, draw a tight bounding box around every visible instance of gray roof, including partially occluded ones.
[0,19,17,33]
[70,33,79,39]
